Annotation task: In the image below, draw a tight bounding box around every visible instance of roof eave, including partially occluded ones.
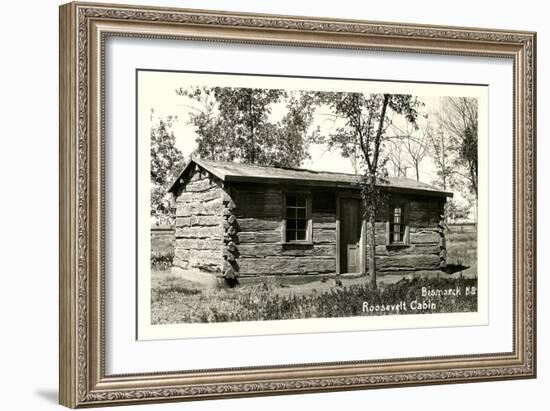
[167,157,229,193]
[383,186,454,198]
[225,175,453,197]
[167,160,194,193]
[168,159,453,198]
[225,175,357,188]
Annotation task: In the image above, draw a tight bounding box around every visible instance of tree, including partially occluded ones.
[438,97,478,198]
[428,127,454,192]
[427,126,474,224]
[385,114,431,181]
[176,87,318,167]
[387,138,409,178]
[150,114,185,225]
[446,200,471,222]
[173,87,229,161]
[272,91,321,166]
[318,92,421,288]
[402,123,430,181]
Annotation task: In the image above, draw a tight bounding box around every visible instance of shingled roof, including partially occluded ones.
[168,158,453,197]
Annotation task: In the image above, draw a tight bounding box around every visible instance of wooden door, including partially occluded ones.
[340,198,362,273]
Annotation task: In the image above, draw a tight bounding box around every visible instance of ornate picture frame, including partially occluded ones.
[59,1,536,408]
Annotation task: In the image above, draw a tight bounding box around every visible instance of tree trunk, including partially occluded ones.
[367,175,377,289]
[368,211,377,289]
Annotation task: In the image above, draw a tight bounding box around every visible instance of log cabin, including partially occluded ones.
[167,158,453,285]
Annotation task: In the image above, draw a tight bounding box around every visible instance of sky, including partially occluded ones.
[143,72,443,178]
[140,70,478,210]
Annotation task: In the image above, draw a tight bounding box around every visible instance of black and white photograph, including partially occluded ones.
[1,0,541,408]
[137,70,487,338]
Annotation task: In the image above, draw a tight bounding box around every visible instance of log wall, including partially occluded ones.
[172,173,448,279]
[372,196,446,272]
[173,169,224,273]
[228,185,337,277]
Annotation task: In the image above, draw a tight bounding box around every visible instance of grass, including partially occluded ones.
[151,274,478,325]
[150,252,174,271]
[151,225,479,325]
[446,225,477,276]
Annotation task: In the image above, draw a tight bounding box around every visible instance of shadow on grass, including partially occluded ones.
[441,263,470,275]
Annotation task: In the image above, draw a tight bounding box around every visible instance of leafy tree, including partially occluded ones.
[211,87,285,164]
[318,92,422,288]
[174,87,228,161]
[150,114,185,224]
[446,200,471,222]
[270,91,321,166]
[428,126,476,224]
[176,87,318,167]
[438,97,478,198]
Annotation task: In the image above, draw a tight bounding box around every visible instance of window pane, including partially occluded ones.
[287,230,296,241]
[390,223,405,243]
[285,194,310,242]
[389,203,408,244]
[286,195,296,207]
[296,219,307,230]
[393,207,402,223]
[287,208,296,219]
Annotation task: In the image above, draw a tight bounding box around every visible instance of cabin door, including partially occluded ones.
[340,198,362,273]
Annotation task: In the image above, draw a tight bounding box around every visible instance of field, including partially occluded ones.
[150,223,478,325]
[445,223,477,277]
[151,272,477,325]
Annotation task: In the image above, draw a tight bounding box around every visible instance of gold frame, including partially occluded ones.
[59,2,537,408]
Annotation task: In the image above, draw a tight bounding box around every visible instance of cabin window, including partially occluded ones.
[387,203,409,245]
[284,193,312,242]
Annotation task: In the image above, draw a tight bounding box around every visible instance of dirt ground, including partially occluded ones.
[154,267,475,299]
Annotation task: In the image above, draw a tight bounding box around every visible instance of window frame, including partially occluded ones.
[282,191,313,244]
[386,201,410,246]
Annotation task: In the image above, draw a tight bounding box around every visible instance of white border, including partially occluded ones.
[105,37,513,375]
